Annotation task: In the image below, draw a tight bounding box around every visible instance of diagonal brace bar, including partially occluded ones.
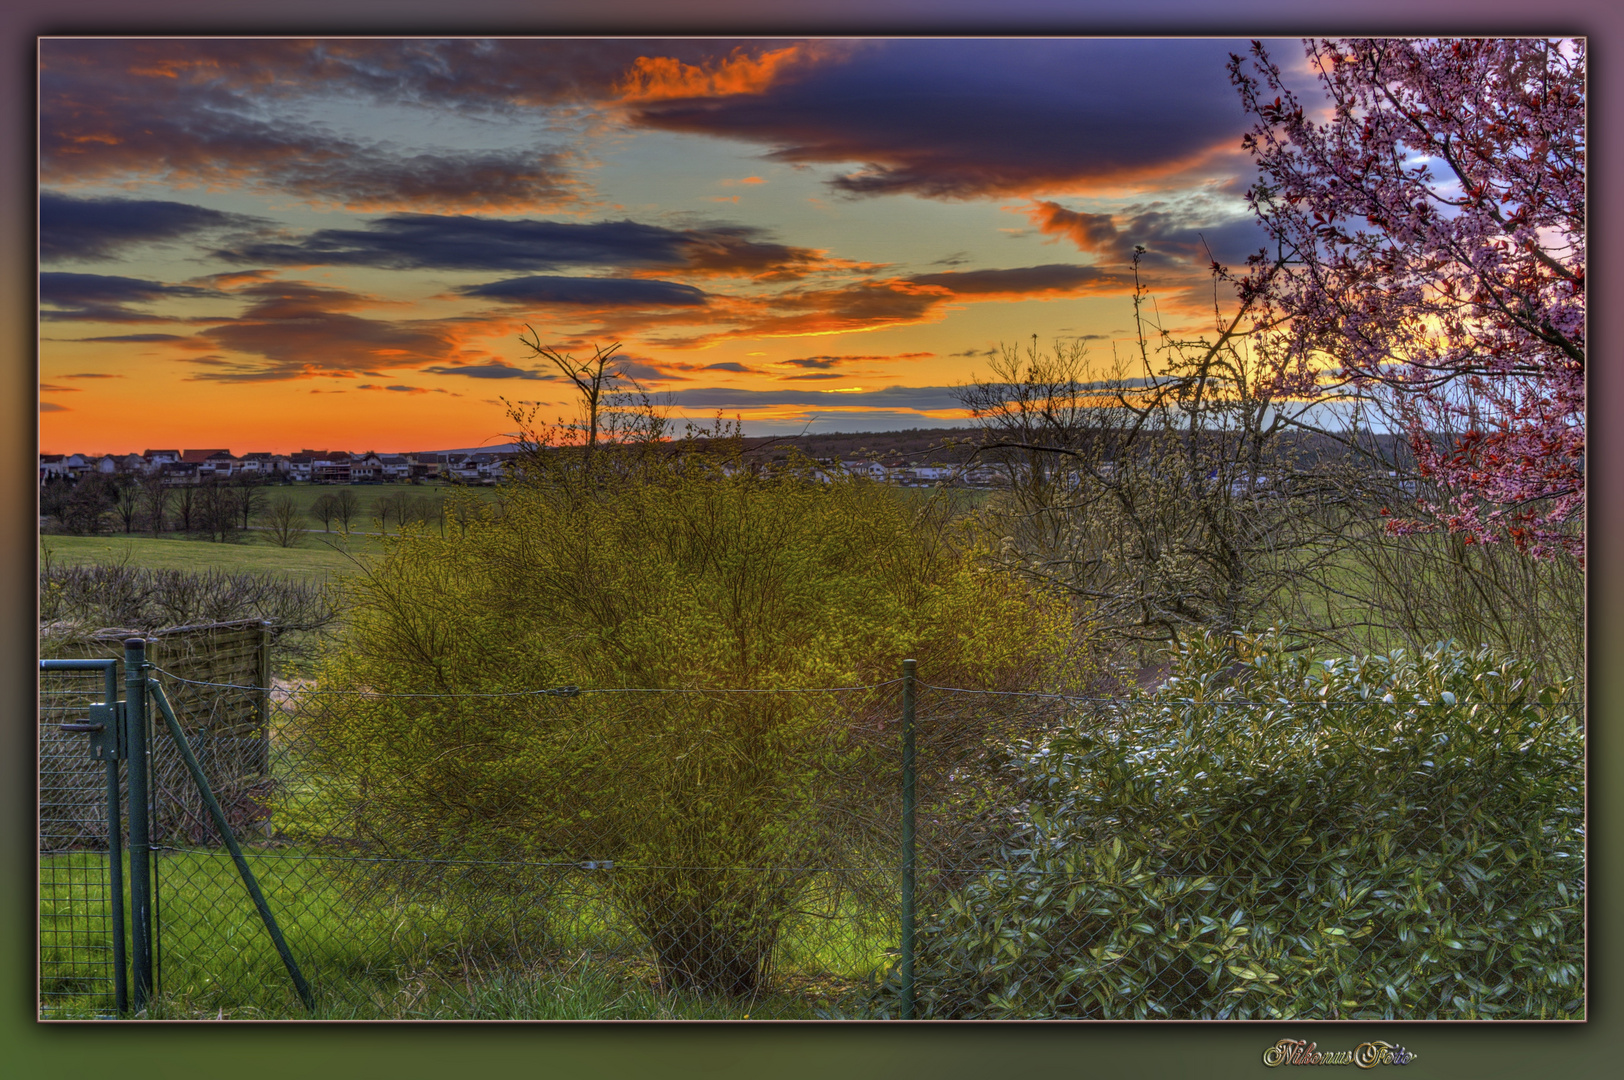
[146,679,315,1012]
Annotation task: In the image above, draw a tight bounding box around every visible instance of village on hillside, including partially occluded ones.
[38,429,1011,489]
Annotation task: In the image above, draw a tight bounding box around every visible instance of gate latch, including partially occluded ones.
[58,702,119,760]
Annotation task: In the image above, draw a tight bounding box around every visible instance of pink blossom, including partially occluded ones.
[1230,39,1584,561]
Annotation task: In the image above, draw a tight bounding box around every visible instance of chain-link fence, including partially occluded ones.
[41,657,1586,1021]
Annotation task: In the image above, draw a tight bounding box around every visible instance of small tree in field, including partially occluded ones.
[301,339,1088,998]
[261,495,306,548]
[308,492,336,533]
[1229,38,1584,560]
[139,472,170,535]
[330,488,360,535]
[233,473,267,531]
[112,477,141,534]
[199,479,240,543]
[172,482,198,533]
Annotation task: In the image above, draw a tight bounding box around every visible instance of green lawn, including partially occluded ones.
[247,479,500,522]
[40,846,892,1020]
[41,533,380,582]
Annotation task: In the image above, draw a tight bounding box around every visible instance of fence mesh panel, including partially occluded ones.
[59,666,1583,1021]
[39,665,121,1019]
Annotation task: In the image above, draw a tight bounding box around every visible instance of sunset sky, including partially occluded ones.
[38,37,1311,454]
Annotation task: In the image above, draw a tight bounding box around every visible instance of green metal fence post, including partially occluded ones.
[123,638,153,1012]
[901,657,917,1020]
[104,661,127,1015]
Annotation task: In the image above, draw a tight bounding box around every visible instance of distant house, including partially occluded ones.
[39,454,68,483]
[841,460,888,481]
[379,454,411,481]
[350,452,384,483]
[180,449,233,480]
[143,449,180,470]
[486,452,518,482]
[181,448,229,465]
[201,451,239,479]
[162,461,201,485]
[312,452,352,484]
[287,451,322,482]
[409,453,449,479]
[448,454,487,483]
[239,452,289,478]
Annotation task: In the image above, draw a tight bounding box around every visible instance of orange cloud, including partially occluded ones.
[614,45,816,104]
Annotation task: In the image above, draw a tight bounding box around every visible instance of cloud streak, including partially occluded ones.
[216,214,830,278]
[40,272,222,323]
[41,192,270,262]
[458,275,708,307]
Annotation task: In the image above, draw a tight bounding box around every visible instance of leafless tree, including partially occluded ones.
[199,480,241,543]
[233,473,268,530]
[261,495,307,548]
[139,472,171,535]
[961,254,1366,656]
[331,488,360,535]
[112,477,142,534]
[172,483,199,534]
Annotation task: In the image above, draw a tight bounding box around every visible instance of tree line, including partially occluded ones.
[40,473,460,548]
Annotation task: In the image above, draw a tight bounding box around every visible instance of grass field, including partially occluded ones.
[41,533,380,582]
[40,481,505,577]
[40,847,893,1020]
[244,479,501,521]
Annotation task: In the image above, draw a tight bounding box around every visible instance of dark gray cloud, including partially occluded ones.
[39,272,220,323]
[216,214,823,277]
[423,362,552,380]
[458,275,708,307]
[70,333,188,343]
[662,385,966,411]
[628,39,1264,200]
[41,192,269,262]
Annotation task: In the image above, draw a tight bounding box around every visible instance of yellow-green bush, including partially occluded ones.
[301,443,1084,995]
[863,630,1583,1019]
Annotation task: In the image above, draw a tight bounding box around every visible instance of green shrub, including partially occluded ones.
[864,630,1583,1019]
[300,439,1086,998]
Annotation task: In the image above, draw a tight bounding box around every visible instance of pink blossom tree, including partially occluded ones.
[1228,39,1584,560]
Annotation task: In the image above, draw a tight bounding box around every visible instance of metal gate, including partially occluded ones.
[38,652,153,1017]
[40,640,309,1019]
